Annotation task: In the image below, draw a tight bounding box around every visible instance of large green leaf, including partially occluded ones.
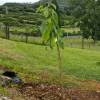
[37,1,63,49]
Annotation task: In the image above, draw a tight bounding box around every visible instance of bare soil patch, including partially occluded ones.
[19,83,100,100]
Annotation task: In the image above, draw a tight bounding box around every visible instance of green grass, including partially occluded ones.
[62,27,80,33]
[0,31,42,45]
[64,37,100,51]
[1,31,100,51]
[0,38,100,88]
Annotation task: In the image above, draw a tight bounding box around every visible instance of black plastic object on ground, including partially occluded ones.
[3,71,16,78]
[3,71,22,84]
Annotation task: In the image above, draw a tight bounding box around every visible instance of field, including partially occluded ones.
[0,38,100,89]
[0,26,100,98]
[0,1,100,99]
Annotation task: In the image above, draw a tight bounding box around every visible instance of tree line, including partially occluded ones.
[0,2,42,41]
[0,0,100,47]
[69,0,100,48]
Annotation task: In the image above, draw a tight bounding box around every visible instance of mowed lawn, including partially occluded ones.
[0,38,100,87]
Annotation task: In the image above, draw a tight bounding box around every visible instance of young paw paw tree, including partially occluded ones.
[37,0,64,82]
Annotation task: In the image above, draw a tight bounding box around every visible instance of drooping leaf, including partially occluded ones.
[37,1,64,49]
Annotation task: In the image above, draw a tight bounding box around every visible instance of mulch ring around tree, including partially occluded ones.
[19,83,100,100]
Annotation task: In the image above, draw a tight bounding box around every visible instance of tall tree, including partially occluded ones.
[69,0,100,48]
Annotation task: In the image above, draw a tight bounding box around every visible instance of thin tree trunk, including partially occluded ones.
[5,24,10,40]
[56,43,62,83]
[25,33,28,43]
[7,25,10,40]
[88,39,91,49]
[93,36,96,46]
[5,24,8,39]
[82,36,84,49]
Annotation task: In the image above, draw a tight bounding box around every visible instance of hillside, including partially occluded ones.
[0,38,100,88]
[0,2,43,37]
[0,0,100,99]
[0,1,77,39]
[40,0,69,10]
[0,2,42,24]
